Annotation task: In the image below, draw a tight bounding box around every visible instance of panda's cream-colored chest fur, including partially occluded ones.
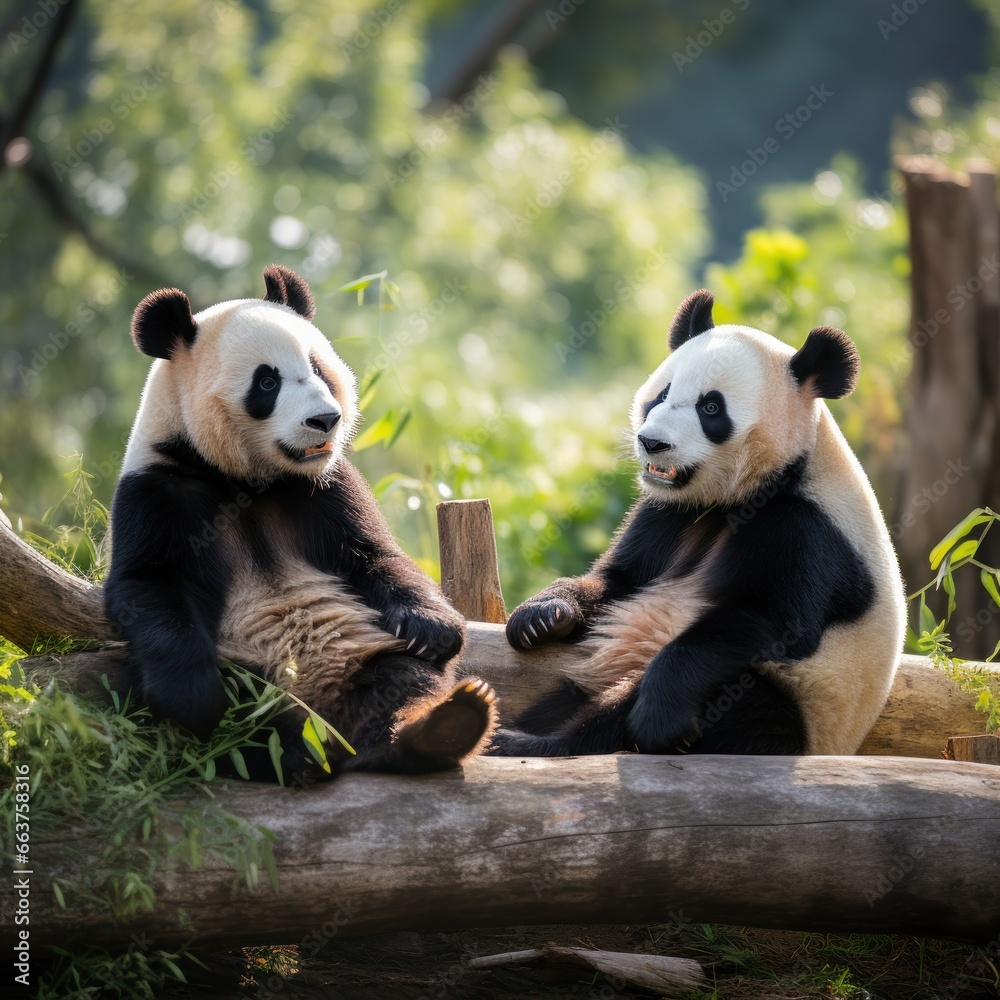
[212,509,403,706]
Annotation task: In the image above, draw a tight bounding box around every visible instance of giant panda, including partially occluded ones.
[492,290,906,757]
[105,264,496,782]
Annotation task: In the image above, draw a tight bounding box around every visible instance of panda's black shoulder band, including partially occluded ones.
[263,264,316,321]
[130,288,198,359]
[669,289,715,351]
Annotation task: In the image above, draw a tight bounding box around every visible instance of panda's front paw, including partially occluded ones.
[506,597,581,650]
[383,606,465,666]
[627,692,698,754]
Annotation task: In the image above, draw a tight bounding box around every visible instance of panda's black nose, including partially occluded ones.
[305,412,341,433]
[638,434,671,454]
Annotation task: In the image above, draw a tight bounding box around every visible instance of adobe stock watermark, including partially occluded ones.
[554,246,669,361]
[890,459,971,540]
[715,84,833,202]
[384,74,498,190]
[544,0,586,29]
[887,253,999,373]
[52,65,169,180]
[17,269,134,384]
[844,175,905,244]
[878,0,933,41]
[176,107,296,223]
[362,276,468,375]
[521,457,629,563]
[6,0,71,54]
[508,117,628,232]
[673,0,750,72]
[340,0,403,60]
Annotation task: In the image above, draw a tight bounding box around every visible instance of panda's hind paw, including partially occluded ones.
[394,677,498,769]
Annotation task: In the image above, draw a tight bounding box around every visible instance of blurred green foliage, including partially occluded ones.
[0,0,993,608]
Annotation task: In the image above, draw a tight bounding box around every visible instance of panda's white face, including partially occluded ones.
[178,301,359,483]
[631,325,817,508]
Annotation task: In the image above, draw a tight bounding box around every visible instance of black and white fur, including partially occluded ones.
[105,265,496,782]
[492,290,905,758]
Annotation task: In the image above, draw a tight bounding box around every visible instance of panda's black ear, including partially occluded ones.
[669,289,715,351]
[789,326,860,399]
[263,264,316,320]
[130,288,198,360]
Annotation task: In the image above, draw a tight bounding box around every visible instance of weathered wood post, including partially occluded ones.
[436,498,507,624]
[896,156,1000,659]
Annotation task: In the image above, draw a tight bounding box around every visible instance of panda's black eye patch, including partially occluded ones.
[696,390,732,444]
[245,364,281,420]
[309,352,336,395]
[642,383,670,417]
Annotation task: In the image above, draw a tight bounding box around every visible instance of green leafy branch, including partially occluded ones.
[909,506,1000,731]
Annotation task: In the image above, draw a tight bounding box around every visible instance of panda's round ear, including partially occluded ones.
[789,326,860,399]
[669,289,715,351]
[130,288,197,359]
[263,264,316,320]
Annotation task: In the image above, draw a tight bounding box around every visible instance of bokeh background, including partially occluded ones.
[0,0,995,607]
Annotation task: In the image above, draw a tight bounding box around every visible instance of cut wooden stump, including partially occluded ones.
[436,498,507,623]
[2,754,999,951]
[947,734,1000,765]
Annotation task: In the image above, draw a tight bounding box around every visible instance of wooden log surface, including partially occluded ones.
[436,498,507,623]
[0,519,110,652]
[3,754,1000,951]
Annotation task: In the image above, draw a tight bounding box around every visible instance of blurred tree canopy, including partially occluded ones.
[0,0,995,605]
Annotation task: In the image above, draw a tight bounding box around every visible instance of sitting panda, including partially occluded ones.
[105,264,496,782]
[493,289,905,757]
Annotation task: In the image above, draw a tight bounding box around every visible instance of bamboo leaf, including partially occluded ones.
[353,407,411,452]
[929,509,992,569]
[268,729,285,787]
[982,569,1000,609]
[918,594,938,637]
[160,958,188,984]
[302,716,331,773]
[229,748,250,780]
[942,572,957,619]
[337,270,388,306]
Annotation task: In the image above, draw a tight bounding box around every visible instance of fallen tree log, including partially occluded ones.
[3,754,999,951]
[2,516,997,758]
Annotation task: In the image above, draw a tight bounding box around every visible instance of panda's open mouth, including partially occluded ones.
[642,462,697,489]
[279,441,334,463]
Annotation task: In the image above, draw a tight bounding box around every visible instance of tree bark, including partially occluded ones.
[947,734,1000,765]
[0,519,110,652]
[3,754,999,952]
[895,156,1000,659]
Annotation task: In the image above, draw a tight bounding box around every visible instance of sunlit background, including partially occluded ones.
[0,0,995,605]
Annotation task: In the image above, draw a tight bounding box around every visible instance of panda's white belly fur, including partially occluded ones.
[563,410,905,755]
[216,542,404,710]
